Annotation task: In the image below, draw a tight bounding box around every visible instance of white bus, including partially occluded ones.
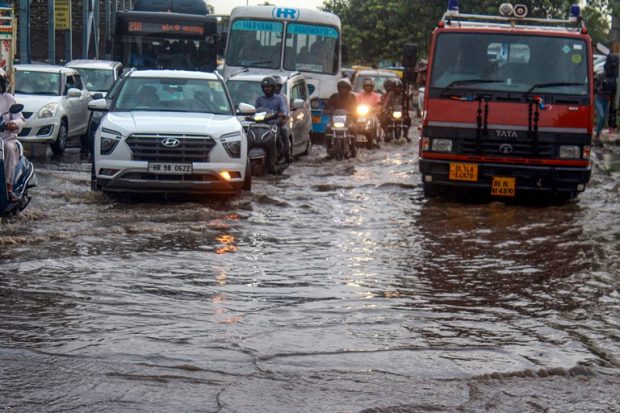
[223,6,343,136]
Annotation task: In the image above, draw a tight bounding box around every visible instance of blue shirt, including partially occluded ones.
[254,94,289,116]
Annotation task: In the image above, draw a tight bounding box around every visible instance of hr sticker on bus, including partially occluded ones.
[273,8,300,21]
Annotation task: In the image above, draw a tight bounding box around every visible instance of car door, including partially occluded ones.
[289,79,311,149]
[63,73,90,135]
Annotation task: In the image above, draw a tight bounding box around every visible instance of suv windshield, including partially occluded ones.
[15,71,60,95]
[430,33,589,96]
[113,77,232,114]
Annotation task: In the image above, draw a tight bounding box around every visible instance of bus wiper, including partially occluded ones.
[246,60,275,66]
[523,82,584,96]
[439,79,503,96]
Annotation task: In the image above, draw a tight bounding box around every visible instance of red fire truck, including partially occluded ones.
[419,2,593,200]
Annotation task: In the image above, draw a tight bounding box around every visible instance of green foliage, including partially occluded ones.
[323,0,613,66]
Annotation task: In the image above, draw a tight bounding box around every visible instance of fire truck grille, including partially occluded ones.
[460,138,553,158]
[126,134,217,162]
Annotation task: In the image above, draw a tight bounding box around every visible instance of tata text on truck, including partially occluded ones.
[419,2,593,200]
[223,6,343,138]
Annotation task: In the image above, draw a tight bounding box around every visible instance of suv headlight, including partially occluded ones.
[220,131,242,158]
[37,102,60,119]
[100,127,123,155]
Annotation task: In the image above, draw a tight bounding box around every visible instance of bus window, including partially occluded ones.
[226,20,283,69]
[284,23,339,74]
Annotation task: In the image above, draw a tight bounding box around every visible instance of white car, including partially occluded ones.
[15,64,92,154]
[226,72,312,157]
[65,59,123,98]
[90,70,251,194]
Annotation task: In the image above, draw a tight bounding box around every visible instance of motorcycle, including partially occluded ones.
[355,103,382,149]
[384,105,410,143]
[0,104,36,215]
[244,108,289,176]
[325,109,356,160]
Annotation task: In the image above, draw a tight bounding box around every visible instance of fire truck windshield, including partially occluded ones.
[430,32,589,97]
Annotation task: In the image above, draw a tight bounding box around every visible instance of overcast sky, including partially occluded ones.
[209,0,325,15]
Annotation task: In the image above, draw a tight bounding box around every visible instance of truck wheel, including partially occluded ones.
[50,120,68,155]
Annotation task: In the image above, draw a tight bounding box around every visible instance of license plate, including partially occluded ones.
[148,162,193,175]
[491,176,516,197]
[449,163,478,181]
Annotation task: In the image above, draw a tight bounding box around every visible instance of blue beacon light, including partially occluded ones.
[569,4,580,19]
[447,0,459,12]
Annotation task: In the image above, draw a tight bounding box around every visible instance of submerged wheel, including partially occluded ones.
[50,120,68,155]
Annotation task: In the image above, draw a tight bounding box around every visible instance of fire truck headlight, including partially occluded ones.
[559,145,580,159]
[432,138,453,152]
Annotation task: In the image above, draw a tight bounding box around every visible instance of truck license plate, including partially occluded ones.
[148,162,193,175]
[449,162,478,181]
[491,176,516,197]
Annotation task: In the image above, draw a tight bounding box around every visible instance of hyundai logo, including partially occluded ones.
[161,138,181,148]
[499,144,513,154]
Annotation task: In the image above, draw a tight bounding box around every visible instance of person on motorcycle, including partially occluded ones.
[355,77,382,148]
[382,79,411,142]
[325,78,358,115]
[0,69,25,201]
[254,76,291,162]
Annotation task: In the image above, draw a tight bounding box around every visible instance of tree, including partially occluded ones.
[323,0,612,65]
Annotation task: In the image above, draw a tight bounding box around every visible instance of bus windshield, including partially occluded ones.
[430,33,589,96]
[284,23,339,74]
[225,20,283,69]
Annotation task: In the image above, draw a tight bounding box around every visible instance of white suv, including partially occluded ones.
[89,70,251,194]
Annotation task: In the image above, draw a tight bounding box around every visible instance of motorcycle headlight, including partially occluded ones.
[100,127,122,155]
[356,104,370,116]
[254,112,266,122]
[37,102,60,119]
[392,111,402,120]
[333,121,346,128]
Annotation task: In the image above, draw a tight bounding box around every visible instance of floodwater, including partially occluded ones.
[1,137,619,413]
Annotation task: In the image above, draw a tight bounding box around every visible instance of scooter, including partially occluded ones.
[355,103,382,149]
[384,105,410,143]
[325,109,356,160]
[244,108,289,176]
[0,104,36,215]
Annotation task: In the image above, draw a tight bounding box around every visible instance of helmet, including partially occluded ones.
[383,78,395,93]
[337,78,352,90]
[362,77,374,87]
[261,76,276,88]
[272,75,284,86]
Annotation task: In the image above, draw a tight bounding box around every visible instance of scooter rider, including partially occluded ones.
[325,78,358,116]
[0,69,25,200]
[355,77,382,148]
[254,76,291,162]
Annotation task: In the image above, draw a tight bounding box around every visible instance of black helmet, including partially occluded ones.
[261,76,276,88]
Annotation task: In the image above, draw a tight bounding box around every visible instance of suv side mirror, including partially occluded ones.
[91,92,104,100]
[88,99,109,112]
[237,102,256,115]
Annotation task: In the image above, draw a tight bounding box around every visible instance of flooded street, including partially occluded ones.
[1,136,619,412]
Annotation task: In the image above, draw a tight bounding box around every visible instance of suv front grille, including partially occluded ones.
[126,134,217,162]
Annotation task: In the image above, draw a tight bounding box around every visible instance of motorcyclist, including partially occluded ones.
[0,69,25,200]
[382,79,411,142]
[254,76,291,162]
[355,77,382,148]
[325,78,358,115]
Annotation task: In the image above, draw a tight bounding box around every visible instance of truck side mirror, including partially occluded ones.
[402,43,418,69]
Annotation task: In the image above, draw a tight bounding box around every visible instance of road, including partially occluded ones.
[1,137,619,412]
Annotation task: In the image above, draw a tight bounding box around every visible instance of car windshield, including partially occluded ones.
[353,75,397,93]
[113,77,232,114]
[226,19,283,69]
[72,68,114,92]
[14,71,60,95]
[226,80,264,108]
[429,33,589,96]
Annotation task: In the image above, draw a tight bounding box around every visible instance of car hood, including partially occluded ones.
[104,112,242,137]
[15,94,62,112]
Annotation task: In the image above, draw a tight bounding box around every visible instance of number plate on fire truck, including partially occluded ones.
[449,163,478,181]
[148,162,193,175]
[491,177,516,197]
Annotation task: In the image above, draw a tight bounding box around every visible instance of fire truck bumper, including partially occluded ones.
[420,159,591,196]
